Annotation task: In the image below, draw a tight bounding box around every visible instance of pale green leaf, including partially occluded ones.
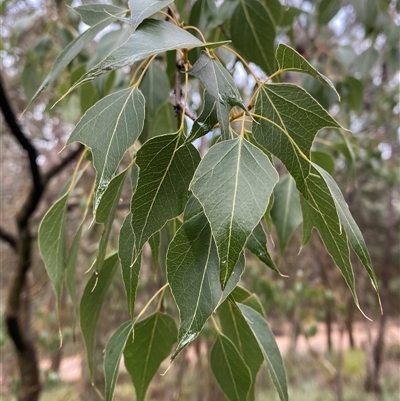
[276,44,340,99]
[67,87,145,211]
[130,133,200,262]
[124,312,177,401]
[128,0,174,30]
[211,333,252,401]
[218,301,263,401]
[317,0,340,25]
[231,0,276,76]
[75,4,126,26]
[190,137,278,287]
[238,303,288,401]
[119,213,142,319]
[167,212,244,358]
[271,174,302,254]
[311,150,335,175]
[104,321,133,401]
[252,83,340,191]
[80,253,119,380]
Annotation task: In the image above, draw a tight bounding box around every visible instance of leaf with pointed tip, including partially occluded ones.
[231,0,276,76]
[128,0,174,30]
[119,213,142,319]
[38,193,68,304]
[252,83,340,191]
[124,313,177,401]
[167,212,244,358]
[211,333,252,401]
[80,253,119,380]
[190,137,278,287]
[104,321,133,401]
[270,174,302,254]
[238,304,288,401]
[246,223,280,274]
[30,11,119,104]
[276,44,340,99]
[75,4,126,26]
[71,20,210,89]
[130,133,200,262]
[218,301,263,401]
[67,88,144,212]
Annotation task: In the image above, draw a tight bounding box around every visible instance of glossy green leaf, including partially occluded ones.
[238,303,288,401]
[190,137,278,287]
[271,174,302,254]
[167,212,245,358]
[30,11,119,103]
[311,150,335,175]
[80,253,119,380]
[71,20,208,89]
[252,83,340,191]
[231,0,276,76]
[317,0,340,25]
[124,313,177,401]
[211,333,252,401]
[276,44,340,98]
[246,223,280,274]
[75,4,126,26]
[104,321,133,401]
[130,133,200,262]
[128,0,174,30]
[38,193,68,304]
[231,286,265,316]
[119,213,142,319]
[218,301,263,401]
[67,87,145,211]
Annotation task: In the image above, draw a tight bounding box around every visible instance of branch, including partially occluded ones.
[0,226,17,250]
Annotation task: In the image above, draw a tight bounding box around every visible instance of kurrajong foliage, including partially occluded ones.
[36,1,381,401]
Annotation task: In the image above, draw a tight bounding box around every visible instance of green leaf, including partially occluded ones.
[71,20,209,89]
[317,0,340,25]
[75,4,126,26]
[119,214,142,319]
[167,212,245,358]
[104,321,133,401]
[231,0,276,76]
[246,223,280,274]
[279,6,301,26]
[270,174,302,253]
[275,44,340,99]
[124,312,177,401]
[260,0,282,24]
[80,253,119,380]
[128,0,174,30]
[30,11,119,103]
[189,0,219,33]
[141,102,176,142]
[190,137,278,287]
[238,303,288,401]
[231,286,265,316]
[252,83,340,191]
[67,87,145,211]
[311,150,335,175]
[130,133,200,262]
[38,193,68,304]
[211,333,252,401]
[149,231,161,269]
[218,301,263,401]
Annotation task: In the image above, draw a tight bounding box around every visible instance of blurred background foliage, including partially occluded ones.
[0,0,399,400]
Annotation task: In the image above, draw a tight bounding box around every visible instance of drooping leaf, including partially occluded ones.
[167,212,245,358]
[211,333,252,401]
[231,0,276,76]
[148,231,161,269]
[246,223,280,274]
[128,0,174,30]
[231,286,265,316]
[67,88,144,211]
[190,137,278,287]
[38,193,69,304]
[71,20,210,90]
[124,313,177,401]
[104,321,133,401]
[238,303,288,401]
[270,174,302,254]
[119,213,142,319]
[317,0,340,25]
[252,83,340,191]
[311,150,335,175]
[218,301,264,401]
[75,4,126,26]
[275,44,340,98]
[80,253,119,380]
[130,133,200,262]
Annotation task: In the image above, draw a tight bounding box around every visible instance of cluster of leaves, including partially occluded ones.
[36,1,381,401]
